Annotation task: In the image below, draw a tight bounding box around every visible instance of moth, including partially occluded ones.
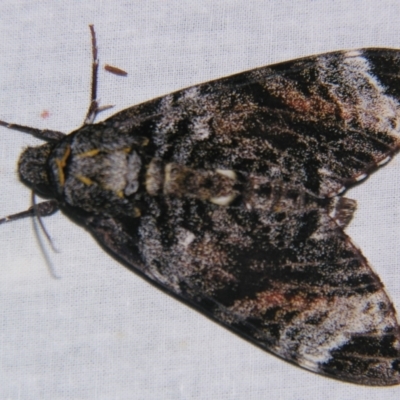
[1,26,400,386]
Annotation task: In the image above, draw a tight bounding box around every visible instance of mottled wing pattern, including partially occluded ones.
[111,49,400,197]
[85,186,400,386]
[82,49,400,385]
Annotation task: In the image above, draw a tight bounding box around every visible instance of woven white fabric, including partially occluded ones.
[1,1,400,399]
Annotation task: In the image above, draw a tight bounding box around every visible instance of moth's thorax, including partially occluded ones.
[45,124,148,217]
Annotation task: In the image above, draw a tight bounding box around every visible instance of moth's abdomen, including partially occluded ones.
[146,160,240,206]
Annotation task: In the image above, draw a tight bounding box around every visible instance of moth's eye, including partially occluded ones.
[18,144,54,197]
[34,183,55,197]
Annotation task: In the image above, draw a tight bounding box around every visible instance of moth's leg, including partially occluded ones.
[1,26,111,134]
[0,200,59,225]
[84,25,113,125]
[0,120,65,142]
[83,24,100,124]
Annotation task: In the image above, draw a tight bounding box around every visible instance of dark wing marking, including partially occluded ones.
[107,48,400,197]
[81,185,400,385]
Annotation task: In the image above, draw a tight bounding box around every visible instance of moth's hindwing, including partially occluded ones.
[14,48,400,385]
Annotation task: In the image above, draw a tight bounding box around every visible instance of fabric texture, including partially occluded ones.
[0,1,400,399]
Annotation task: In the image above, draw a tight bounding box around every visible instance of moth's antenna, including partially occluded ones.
[31,192,60,279]
[0,120,65,142]
[0,199,58,225]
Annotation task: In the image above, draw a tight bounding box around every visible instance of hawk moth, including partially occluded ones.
[1,27,400,386]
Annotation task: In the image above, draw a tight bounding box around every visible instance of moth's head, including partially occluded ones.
[18,143,55,197]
